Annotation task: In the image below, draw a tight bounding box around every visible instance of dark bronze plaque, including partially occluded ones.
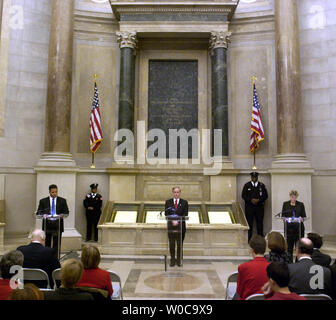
[148,60,198,159]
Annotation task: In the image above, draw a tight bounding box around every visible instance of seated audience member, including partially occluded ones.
[43,259,93,300]
[307,232,331,267]
[288,238,332,296]
[265,231,291,264]
[262,262,306,300]
[0,250,24,300]
[8,283,44,300]
[236,235,270,300]
[76,245,113,297]
[17,229,60,287]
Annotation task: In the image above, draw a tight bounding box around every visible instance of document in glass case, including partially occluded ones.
[113,211,138,223]
[208,211,232,224]
[145,211,166,224]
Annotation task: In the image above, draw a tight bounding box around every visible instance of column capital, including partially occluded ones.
[209,31,231,53]
[116,31,138,50]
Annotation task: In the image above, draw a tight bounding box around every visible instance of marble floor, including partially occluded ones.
[2,237,336,300]
[98,255,248,299]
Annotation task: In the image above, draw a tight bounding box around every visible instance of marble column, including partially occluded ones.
[209,31,231,157]
[35,0,81,251]
[271,0,313,234]
[117,31,137,133]
[275,0,303,156]
[44,0,74,157]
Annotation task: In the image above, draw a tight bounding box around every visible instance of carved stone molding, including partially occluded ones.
[209,31,232,53]
[116,31,138,50]
[110,1,239,22]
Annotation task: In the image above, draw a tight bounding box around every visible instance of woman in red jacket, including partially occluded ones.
[76,245,113,297]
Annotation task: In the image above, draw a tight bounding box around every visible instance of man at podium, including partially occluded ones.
[165,186,188,267]
[281,190,306,262]
[37,184,69,257]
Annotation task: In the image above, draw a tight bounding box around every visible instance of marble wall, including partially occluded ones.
[0,0,51,167]
[297,0,336,235]
[298,0,336,170]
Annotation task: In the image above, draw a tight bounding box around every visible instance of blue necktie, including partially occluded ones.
[51,198,55,216]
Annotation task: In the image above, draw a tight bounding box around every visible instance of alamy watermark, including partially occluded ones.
[9,5,24,30]
[114,121,224,175]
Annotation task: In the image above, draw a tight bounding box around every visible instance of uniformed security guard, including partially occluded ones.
[83,183,103,242]
[242,172,268,242]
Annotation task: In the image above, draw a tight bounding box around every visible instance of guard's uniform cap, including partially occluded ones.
[250,172,259,178]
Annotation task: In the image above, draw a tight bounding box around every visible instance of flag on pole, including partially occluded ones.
[89,81,103,153]
[250,83,264,153]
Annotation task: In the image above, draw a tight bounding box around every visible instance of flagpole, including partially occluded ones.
[251,76,257,170]
[90,152,95,168]
[90,74,98,169]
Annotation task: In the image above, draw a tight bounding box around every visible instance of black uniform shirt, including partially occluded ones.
[83,193,103,213]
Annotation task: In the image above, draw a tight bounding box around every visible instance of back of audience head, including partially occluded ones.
[60,259,84,289]
[296,238,314,257]
[307,232,323,249]
[266,232,287,254]
[8,283,44,300]
[266,262,290,289]
[81,245,101,269]
[0,250,24,279]
[249,235,266,256]
[30,229,46,246]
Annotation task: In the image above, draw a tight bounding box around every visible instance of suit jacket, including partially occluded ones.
[281,200,306,238]
[288,258,332,295]
[241,181,268,209]
[17,242,60,286]
[236,256,270,300]
[311,248,332,267]
[37,196,69,233]
[165,198,188,234]
[43,288,93,300]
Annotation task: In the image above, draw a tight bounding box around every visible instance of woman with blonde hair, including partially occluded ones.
[281,190,306,262]
[265,232,291,264]
[43,259,93,300]
[76,245,113,297]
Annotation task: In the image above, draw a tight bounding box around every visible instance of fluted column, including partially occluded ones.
[275,0,303,155]
[117,31,137,134]
[44,0,74,155]
[209,31,231,157]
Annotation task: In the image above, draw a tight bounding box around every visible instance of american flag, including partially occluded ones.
[89,82,103,153]
[250,83,264,153]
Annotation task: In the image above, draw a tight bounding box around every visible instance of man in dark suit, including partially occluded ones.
[307,232,332,267]
[17,229,60,287]
[83,183,103,242]
[288,238,332,296]
[242,172,268,241]
[165,186,188,267]
[37,184,69,258]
